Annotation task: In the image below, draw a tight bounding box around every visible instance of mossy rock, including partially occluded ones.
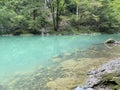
[99,72,120,90]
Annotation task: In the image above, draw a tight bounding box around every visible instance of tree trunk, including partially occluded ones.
[76,4,79,20]
[47,0,65,32]
[55,0,60,31]
[49,0,57,31]
[52,6,57,31]
[33,9,37,31]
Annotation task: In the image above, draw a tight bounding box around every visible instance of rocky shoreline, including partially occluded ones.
[83,58,120,90]
[75,58,120,90]
[74,39,120,90]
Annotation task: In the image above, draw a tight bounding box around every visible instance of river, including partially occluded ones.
[0,34,120,89]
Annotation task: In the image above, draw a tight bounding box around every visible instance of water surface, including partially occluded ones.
[0,34,120,83]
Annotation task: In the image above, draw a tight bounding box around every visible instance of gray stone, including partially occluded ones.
[105,39,116,44]
[85,59,120,89]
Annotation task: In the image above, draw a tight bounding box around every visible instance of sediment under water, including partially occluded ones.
[0,34,120,90]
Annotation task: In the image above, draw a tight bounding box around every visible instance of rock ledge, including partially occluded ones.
[85,58,120,90]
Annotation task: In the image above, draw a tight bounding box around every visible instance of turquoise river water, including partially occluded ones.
[0,34,120,83]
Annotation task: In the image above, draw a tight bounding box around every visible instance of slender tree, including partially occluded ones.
[47,0,65,31]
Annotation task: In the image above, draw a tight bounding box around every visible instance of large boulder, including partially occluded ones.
[85,59,120,90]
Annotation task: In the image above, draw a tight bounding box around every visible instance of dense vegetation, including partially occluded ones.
[0,0,120,35]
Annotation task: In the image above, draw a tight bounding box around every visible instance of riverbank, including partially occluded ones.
[0,29,115,36]
[0,33,101,37]
[1,29,120,37]
[85,58,120,90]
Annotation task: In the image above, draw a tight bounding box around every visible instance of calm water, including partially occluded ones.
[0,34,120,83]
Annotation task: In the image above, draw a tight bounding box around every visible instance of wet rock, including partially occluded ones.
[85,59,120,90]
[105,39,116,44]
[94,86,112,90]
[104,39,120,47]
[75,87,94,90]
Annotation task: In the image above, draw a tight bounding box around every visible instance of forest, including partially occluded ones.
[0,0,120,35]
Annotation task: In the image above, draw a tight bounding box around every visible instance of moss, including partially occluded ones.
[98,72,120,90]
[47,77,78,90]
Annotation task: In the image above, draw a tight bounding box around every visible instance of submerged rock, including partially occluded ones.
[85,59,120,90]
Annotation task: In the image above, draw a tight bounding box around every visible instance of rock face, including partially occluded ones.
[85,59,120,90]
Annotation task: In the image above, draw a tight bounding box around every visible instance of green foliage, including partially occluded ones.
[101,72,120,90]
[110,0,120,21]
[0,0,48,35]
[0,7,16,34]
[0,0,120,35]
[68,0,120,33]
